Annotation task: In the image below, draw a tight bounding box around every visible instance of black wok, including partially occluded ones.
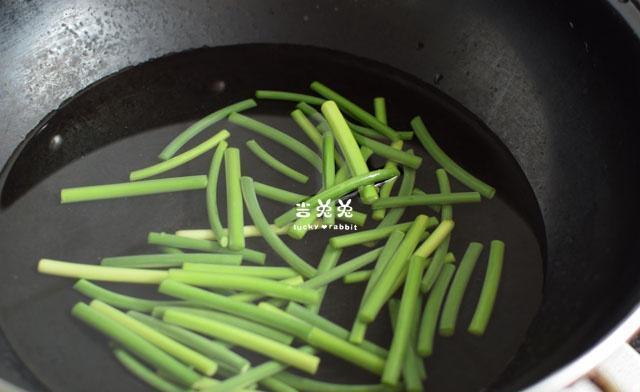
[0,1,638,391]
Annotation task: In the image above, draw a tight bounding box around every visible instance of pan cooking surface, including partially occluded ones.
[0,45,544,391]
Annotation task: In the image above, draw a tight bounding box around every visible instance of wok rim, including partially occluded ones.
[523,303,640,391]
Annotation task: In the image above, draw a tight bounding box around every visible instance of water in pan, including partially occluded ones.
[0,45,544,391]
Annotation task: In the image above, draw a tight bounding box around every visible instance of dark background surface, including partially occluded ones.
[0,0,639,391]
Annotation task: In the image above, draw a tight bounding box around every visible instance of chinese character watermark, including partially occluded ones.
[336,199,353,218]
[295,202,311,218]
[316,199,333,218]
[294,198,358,231]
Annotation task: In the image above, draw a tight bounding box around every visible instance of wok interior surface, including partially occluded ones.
[0,45,544,391]
[0,0,638,391]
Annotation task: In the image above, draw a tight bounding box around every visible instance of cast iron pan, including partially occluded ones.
[0,1,638,391]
